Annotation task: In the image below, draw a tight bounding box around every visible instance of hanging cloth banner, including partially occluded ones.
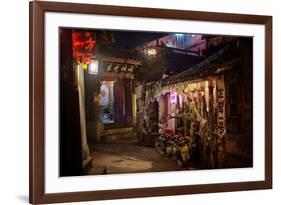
[135,85,142,99]
[216,75,226,135]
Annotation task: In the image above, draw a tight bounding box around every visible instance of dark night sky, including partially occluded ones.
[72,28,168,49]
[110,30,167,49]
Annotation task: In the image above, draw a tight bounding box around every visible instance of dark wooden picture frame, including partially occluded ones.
[29,1,272,204]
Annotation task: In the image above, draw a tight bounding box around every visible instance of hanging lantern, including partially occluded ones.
[147,48,157,56]
[193,83,197,90]
[88,59,98,74]
[82,63,88,70]
[170,92,177,103]
[200,81,205,90]
[188,84,193,91]
[180,83,185,92]
[184,84,189,93]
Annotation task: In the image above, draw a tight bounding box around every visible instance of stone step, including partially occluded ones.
[100,127,136,143]
[103,127,134,136]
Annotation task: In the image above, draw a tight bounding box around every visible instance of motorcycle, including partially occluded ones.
[174,135,190,167]
[155,123,191,167]
[154,125,173,156]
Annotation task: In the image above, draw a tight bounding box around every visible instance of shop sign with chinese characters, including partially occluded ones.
[72,31,96,64]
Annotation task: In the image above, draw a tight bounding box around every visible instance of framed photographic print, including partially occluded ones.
[29,1,272,204]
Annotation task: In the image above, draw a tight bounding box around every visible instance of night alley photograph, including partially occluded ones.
[59,28,253,177]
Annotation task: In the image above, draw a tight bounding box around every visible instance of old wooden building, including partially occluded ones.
[59,29,253,176]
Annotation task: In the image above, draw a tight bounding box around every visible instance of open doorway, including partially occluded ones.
[100,81,115,124]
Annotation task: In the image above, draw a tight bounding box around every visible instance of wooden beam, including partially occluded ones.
[97,56,142,65]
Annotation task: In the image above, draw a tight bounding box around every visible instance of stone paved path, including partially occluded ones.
[88,142,185,175]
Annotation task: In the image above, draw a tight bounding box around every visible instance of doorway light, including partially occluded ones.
[88,59,98,74]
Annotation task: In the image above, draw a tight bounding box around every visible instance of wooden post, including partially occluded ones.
[125,79,133,126]
[59,29,83,176]
[84,73,101,142]
[207,79,217,168]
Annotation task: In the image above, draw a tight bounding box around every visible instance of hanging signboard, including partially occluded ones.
[216,75,226,135]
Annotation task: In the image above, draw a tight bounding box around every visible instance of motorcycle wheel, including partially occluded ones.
[175,151,183,166]
[180,152,190,168]
[155,138,166,156]
[176,152,189,168]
